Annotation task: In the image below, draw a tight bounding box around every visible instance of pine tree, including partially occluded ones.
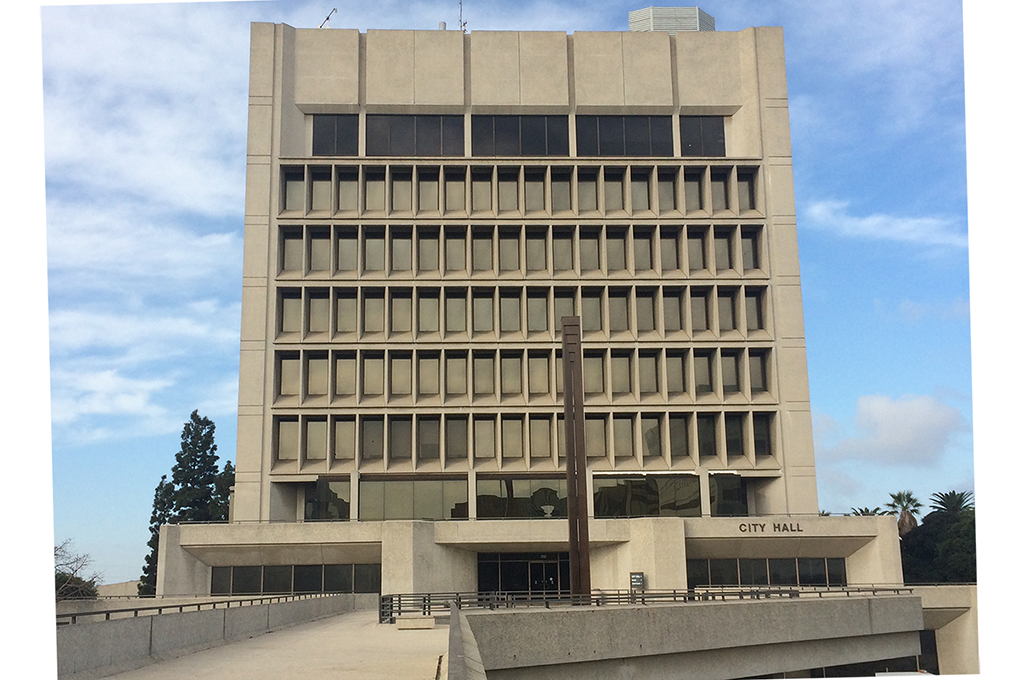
[211,460,235,521]
[172,410,220,522]
[138,410,234,596]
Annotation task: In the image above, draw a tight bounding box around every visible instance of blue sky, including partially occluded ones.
[32,0,976,585]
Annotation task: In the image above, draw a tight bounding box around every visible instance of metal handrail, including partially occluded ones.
[56,592,342,625]
[378,585,917,623]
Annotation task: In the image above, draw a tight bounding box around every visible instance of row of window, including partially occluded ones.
[274,411,775,467]
[311,114,720,158]
[281,163,756,217]
[301,474,749,522]
[686,557,848,589]
[276,347,771,404]
[276,285,768,341]
[278,223,764,278]
[210,563,382,596]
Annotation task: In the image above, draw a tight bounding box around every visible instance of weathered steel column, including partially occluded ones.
[561,316,591,597]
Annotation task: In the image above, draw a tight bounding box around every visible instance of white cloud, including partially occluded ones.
[49,368,173,427]
[882,297,970,323]
[817,394,969,465]
[802,199,968,248]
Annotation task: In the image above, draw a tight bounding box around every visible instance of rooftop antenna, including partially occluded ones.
[459,0,467,33]
[319,8,337,29]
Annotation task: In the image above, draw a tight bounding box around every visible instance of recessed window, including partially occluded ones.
[280,228,303,272]
[741,227,761,271]
[363,230,385,271]
[606,230,627,271]
[445,228,467,271]
[335,292,357,334]
[418,169,440,212]
[609,290,629,333]
[472,115,569,156]
[445,168,466,211]
[663,289,682,332]
[418,230,439,272]
[312,115,359,156]
[391,230,412,271]
[711,169,729,213]
[554,291,575,332]
[309,168,331,212]
[721,351,740,394]
[502,418,524,458]
[697,414,718,458]
[498,168,519,212]
[658,169,677,212]
[278,353,300,398]
[581,290,602,332]
[308,228,330,272]
[501,354,522,395]
[472,228,493,272]
[418,291,440,334]
[471,168,492,212]
[613,415,634,458]
[499,292,521,333]
[688,228,707,271]
[641,416,662,459]
[528,353,550,396]
[725,414,745,459]
[551,169,572,212]
[524,168,545,212]
[745,289,765,331]
[418,418,440,460]
[337,228,357,272]
[631,169,651,211]
[366,115,464,156]
[280,290,302,334]
[447,417,469,459]
[636,291,656,332]
[364,169,385,212]
[446,354,468,396]
[604,169,625,212]
[577,170,598,212]
[362,355,384,396]
[634,231,653,271]
[390,354,412,396]
[475,418,496,459]
[334,419,356,459]
[666,351,685,395]
[694,351,713,395]
[526,229,547,271]
[749,350,768,394]
[334,353,356,396]
[579,229,600,271]
[499,229,520,272]
[639,353,659,395]
[680,116,725,157]
[474,353,495,396]
[669,414,689,459]
[361,418,383,460]
[611,352,632,396]
[576,116,673,156]
[737,169,756,212]
[445,291,467,333]
[718,289,737,331]
[585,417,607,457]
[691,290,710,332]
[306,353,328,397]
[337,169,358,212]
[362,292,384,334]
[583,353,604,395]
[473,293,493,333]
[684,167,704,211]
[277,417,299,462]
[530,418,552,458]
[752,413,772,460]
[527,292,548,333]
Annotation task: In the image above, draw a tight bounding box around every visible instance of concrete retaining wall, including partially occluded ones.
[56,594,357,679]
[462,596,924,680]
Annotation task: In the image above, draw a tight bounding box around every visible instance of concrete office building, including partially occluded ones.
[155,10,978,675]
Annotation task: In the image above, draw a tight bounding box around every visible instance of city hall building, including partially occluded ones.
[156,8,978,675]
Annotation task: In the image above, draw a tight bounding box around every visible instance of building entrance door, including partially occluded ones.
[528,560,560,595]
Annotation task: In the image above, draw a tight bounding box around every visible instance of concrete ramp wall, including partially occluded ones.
[460,596,924,680]
[56,593,375,679]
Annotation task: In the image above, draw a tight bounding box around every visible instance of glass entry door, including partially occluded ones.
[528,560,561,595]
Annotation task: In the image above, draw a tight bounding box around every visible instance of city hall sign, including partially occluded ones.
[738,521,806,533]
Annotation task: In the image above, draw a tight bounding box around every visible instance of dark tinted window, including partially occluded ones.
[472,115,569,156]
[312,114,359,156]
[680,115,726,156]
[576,115,673,156]
[324,564,354,592]
[366,115,464,156]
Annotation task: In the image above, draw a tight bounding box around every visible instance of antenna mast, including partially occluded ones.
[319,8,337,29]
[459,0,467,33]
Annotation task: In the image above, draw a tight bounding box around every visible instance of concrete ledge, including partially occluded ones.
[56,594,356,679]
[397,615,436,630]
[464,596,924,680]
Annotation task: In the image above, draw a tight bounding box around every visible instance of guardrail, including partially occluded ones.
[57,592,338,625]
[379,586,916,623]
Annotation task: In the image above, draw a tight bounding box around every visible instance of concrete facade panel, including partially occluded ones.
[773,285,807,339]
[223,603,270,640]
[621,32,672,106]
[365,31,415,104]
[674,31,746,108]
[518,32,569,107]
[293,29,359,105]
[413,31,464,105]
[56,616,152,678]
[765,162,797,217]
[769,221,801,276]
[763,104,793,158]
[247,104,273,156]
[244,162,271,217]
[573,33,625,107]
[470,32,521,106]
[249,23,276,98]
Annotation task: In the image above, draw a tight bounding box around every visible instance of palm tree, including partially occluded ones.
[850,506,888,516]
[885,491,923,537]
[929,490,974,515]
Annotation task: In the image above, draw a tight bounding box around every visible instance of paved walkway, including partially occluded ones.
[106,610,449,680]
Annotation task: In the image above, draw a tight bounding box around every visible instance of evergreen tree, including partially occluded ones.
[138,410,234,596]
[172,410,220,522]
[138,475,176,596]
[900,490,976,584]
[211,460,235,521]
